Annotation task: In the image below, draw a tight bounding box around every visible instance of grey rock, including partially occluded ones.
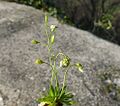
[114,78,120,87]
[0,1,120,106]
[104,79,112,84]
[0,95,4,106]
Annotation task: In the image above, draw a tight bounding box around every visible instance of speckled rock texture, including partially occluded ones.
[0,1,120,106]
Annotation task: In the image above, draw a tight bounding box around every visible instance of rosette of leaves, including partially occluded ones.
[37,85,75,106]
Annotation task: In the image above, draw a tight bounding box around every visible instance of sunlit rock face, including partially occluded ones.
[0,1,120,106]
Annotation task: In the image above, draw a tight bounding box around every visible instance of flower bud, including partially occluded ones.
[60,56,70,68]
[75,63,83,72]
[31,40,40,44]
[35,59,44,65]
[50,35,55,44]
[50,25,57,32]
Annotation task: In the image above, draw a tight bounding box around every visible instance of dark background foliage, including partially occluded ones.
[7,0,120,45]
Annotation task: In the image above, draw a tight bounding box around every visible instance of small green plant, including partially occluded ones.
[97,14,113,30]
[31,14,83,106]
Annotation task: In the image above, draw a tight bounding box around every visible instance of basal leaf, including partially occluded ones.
[49,85,55,97]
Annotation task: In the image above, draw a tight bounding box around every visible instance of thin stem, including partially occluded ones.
[38,41,48,47]
[44,62,52,68]
[55,52,66,60]
[45,18,50,47]
[44,18,54,85]
[59,65,75,98]
[53,56,58,87]
[50,65,56,86]
[50,58,59,86]
[50,68,54,86]
[59,66,70,98]
[44,15,58,89]
[62,68,69,89]
[55,67,59,87]
[44,62,54,86]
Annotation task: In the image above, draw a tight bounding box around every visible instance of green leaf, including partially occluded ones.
[60,91,74,104]
[31,40,40,44]
[59,86,67,99]
[37,96,54,103]
[106,20,112,30]
[62,100,76,105]
[64,92,74,99]
[50,35,55,44]
[35,59,44,64]
[54,83,60,96]
[49,85,55,97]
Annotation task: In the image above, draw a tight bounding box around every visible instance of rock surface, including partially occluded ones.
[0,1,120,106]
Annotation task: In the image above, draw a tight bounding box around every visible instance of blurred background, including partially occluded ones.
[7,0,120,45]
